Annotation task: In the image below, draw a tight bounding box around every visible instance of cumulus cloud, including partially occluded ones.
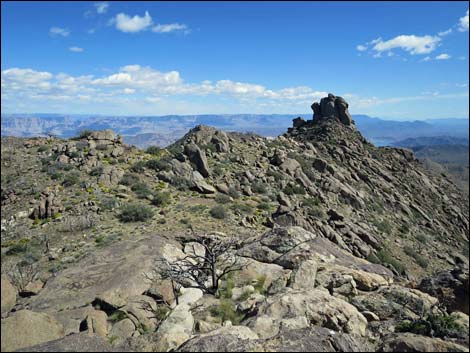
[49,27,70,37]
[113,11,153,33]
[459,9,469,32]
[435,53,451,60]
[152,23,189,33]
[69,47,84,52]
[371,34,441,55]
[94,2,109,14]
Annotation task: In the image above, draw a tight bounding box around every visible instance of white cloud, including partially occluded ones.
[435,53,451,60]
[114,11,153,33]
[94,2,109,14]
[423,56,431,62]
[152,23,188,33]
[49,27,70,37]
[69,47,84,52]
[438,28,452,37]
[458,10,469,32]
[371,34,441,55]
[356,44,367,51]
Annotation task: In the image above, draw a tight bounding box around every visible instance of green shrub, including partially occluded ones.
[209,299,244,324]
[371,248,406,275]
[131,182,151,199]
[151,191,171,207]
[99,196,119,211]
[404,245,429,269]
[215,194,231,204]
[77,130,93,139]
[89,166,104,177]
[146,158,171,172]
[257,202,271,211]
[119,173,139,186]
[146,146,162,155]
[252,182,268,194]
[416,234,428,244]
[396,314,465,339]
[303,197,320,207]
[373,219,393,234]
[108,310,128,322]
[253,275,267,295]
[118,203,154,222]
[62,171,80,187]
[37,145,49,153]
[172,176,192,191]
[210,205,227,219]
[130,161,146,173]
[283,184,305,195]
[231,203,254,215]
[228,187,240,199]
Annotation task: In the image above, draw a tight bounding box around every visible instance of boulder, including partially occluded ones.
[109,318,136,344]
[29,236,177,311]
[83,310,108,338]
[15,333,115,352]
[191,171,216,194]
[154,303,194,351]
[184,143,210,178]
[290,259,317,290]
[1,310,65,351]
[378,333,469,352]
[252,288,368,337]
[1,275,16,316]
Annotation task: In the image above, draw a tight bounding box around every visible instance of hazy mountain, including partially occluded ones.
[2,114,468,149]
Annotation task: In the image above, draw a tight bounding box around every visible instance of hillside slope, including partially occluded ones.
[1,95,468,352]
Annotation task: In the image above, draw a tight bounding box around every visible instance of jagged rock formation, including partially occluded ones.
[1,97,469,352]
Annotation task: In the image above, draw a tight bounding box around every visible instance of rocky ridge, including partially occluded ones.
[1,94,468,352]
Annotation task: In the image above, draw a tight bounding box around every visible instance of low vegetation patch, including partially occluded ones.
[118,203,154,222]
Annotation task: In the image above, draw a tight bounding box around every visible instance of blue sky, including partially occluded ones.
[1,1,469,119]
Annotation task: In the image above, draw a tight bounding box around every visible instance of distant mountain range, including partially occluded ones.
[1,113,468,148]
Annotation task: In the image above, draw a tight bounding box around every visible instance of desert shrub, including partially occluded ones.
[210,205,227,219]
[89,166,104,177]
[267,169,285,181]
[283,184,305,195]
[131,182,151,198]
[396,314,465,339]
[107,310,128,322]
[416,234,428,244]
[99,196,119,211]
[95,233,120,248]
[257,202,271,211]
[371,248,406,275]
[146,146,162,155]
[404,245,429,268]
[252,182,268,194]
[228,187,240,199]
[253,275,267,295]
[373,219,393,234]
[231,203,254,215]
[119,173,140,186]
[209,299,244,324]
[60,215,96,232]
[172,176,192,191]
[118,203,154,222]
[37,145,49,153]
[215,194,231,204]
[76,130,93,139]
[146,158,171,172]
[218,274,235,299]
[303,197,320,207]
[62,171,80,187]
[151,191,171,207]
[130,161,146,173]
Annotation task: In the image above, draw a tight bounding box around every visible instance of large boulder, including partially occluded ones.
[1,275,16,316]
[251,288,368,337]
[378,333,469,352]
[1,310,65,351]
[352,285,440,321]
[178,326,372,352]
[184,143,210,178]
[310,93,354,126]
[153,303,194,351]
[29,236,179,311]
[418,266,469,314]
[16,333,115,352]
